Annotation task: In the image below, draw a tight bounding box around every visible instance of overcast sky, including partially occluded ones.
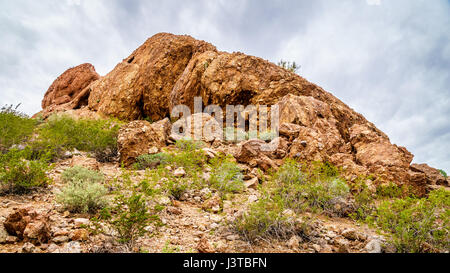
[0,0,449,171]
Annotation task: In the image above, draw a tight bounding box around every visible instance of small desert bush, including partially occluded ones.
[171,140,207,174]
[34,115,121,162]
[273,160,350,215]
[350,178,376,221]
[369,189,449,253]
[56,166,108,213]
[233,195,297,242]
[61,166,104,184]
[175,138,205,151]
[376,182,406,199]
[278,60,300,73]
[439,169,448,178]
[134,153,171,170]
[0,148,51,195]
[209,155,245,194]
[98,191,152,248]
[0,104,37,152]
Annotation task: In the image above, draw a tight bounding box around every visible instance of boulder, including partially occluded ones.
[170,113,222,142]
[410,164,448,187]
[118,118,172,166]
[3,208,50,243]
[41,63,100,117]
[235,139,280,171]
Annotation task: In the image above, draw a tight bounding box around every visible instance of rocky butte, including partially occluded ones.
[35,32,449,196]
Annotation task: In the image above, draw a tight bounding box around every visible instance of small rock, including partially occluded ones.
[197,236,214,253]
[200,188,212,199]
[53,236,70,244]
[47,243,60,253]
[174,167,186,177]
[287,236,301,249]
[210,215,222,223]
[22,242,37,253]
[167,207,182,215]
[334,238,350,253]
[159,196,172,206]
[365,239,382,253]
[245,177,259,190]
[148,146,159,154]
[282,209,295,218]
[6,236,18,243]
[23,221,51,243]
[0,223,8,244]
[61,241,82,253]
[321,245,334,253]
[342,228,358,241]
[74,218,90,228]
[248,195,258,203]
[70,229,89,241]
[226,235,240,241]
[312,244,321,253]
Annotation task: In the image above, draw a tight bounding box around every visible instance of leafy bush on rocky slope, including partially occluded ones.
[33,115,121,162]
[274,160,351,215]
[56,166,109,213]
[233,160,351,242]
[368,189,449,253]
[0,104,37,153]
[0,148,51,195]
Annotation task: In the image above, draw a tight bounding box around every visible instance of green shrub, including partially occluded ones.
[277,60,300,73]
[61,166,104,184]
[209,156,244,194]
[134,153,171,170]
[0,148,50,195]
[175,139,205,151]
[439,170,448,178]
[273,160,350,214]
[170,141,207,174]
[34,115,121,162]
[56,167,108,213]
[371,189,449,253]
[100,192,152,248]
[376,182,405,199]
[0,105,37,152]
[233,195,297,242]
[351,179,376,221]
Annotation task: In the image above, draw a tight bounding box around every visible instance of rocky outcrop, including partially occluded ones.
[38,32,447,193]
[88,33,216,121]
[410,164,448,187]
[118,119,172,166]
[40,63,100,117]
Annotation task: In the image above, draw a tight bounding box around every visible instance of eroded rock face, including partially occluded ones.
[118,119,172,166]
[88,33,216,121]
[41,63,100,116]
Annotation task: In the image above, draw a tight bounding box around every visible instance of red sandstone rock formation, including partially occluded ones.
[38,32,448,194]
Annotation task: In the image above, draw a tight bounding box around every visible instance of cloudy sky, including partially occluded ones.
[0,0,449,171]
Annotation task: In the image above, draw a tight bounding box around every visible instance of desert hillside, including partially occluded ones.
[0,33,448,254]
